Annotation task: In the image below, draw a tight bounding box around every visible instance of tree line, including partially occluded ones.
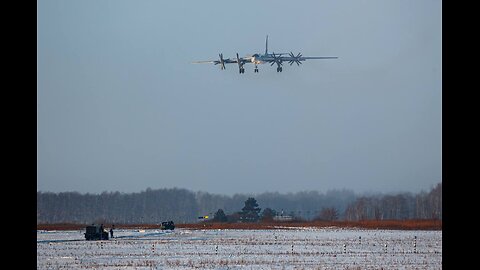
[37,183,441,224]
[344,182,442,220]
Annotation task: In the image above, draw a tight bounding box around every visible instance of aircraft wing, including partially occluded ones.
[224,59,241,64]
[276,54,338,66]
[192,59,238,64]
[279,56,338,61]
[192,53,251,70]
[192,60,217,64]
[298,56,338,59]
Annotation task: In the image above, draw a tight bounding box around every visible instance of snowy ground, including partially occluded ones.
[37,227,441,269]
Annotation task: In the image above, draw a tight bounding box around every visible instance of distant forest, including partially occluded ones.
[37,183,441,224]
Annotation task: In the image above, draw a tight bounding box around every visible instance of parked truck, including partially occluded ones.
[84,224,109,240]
[161,221,175,230]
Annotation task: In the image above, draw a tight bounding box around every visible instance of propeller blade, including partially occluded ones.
[236,53,241,67]
[289,52,295,65]
[271,52,276,65]
[271,52,283,67]
[236,53,244,72]
[219,53,226,70]
[286,52,302,66]
[287,52,301,66]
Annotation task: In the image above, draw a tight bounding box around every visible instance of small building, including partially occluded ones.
[273,215,293,222]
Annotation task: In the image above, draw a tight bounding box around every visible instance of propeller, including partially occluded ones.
[219,53,226,70]
[236,53,243,68]
[236,53,245,73]
[288,52,303,66]
[270,52,283,67]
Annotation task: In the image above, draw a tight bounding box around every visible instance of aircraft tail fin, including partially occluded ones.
[265,35,268,55]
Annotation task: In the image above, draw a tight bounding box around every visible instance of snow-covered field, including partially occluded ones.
[37,227,441,269]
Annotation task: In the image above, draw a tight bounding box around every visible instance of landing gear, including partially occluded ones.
[276,67,283,72]
[239,67,245,74]
[254,68,258,73]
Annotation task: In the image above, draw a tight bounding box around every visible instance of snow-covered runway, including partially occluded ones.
[37,227,441,269]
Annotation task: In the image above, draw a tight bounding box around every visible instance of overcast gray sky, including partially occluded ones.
[37,0,442,195]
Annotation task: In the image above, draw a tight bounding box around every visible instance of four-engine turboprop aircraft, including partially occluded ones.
[193,35,338,73]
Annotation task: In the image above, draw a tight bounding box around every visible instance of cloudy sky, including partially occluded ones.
[38,0,442,195]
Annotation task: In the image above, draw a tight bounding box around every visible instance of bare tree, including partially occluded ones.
[315,207,339,221]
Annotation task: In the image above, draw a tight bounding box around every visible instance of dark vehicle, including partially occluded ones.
[161,221,175,230]
[84,225,109,240]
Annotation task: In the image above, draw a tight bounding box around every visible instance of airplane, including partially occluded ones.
[193,35,338,74]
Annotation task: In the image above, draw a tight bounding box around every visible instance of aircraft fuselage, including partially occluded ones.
[250,54,276,65]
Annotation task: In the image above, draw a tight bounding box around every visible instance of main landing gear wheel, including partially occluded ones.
[276,67,283,72]
[239,68,245,74]
[254,68,259,73]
